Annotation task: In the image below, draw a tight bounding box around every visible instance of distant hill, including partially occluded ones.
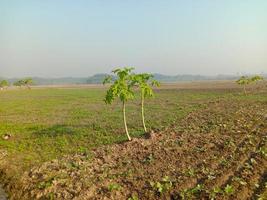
[3,73,267,85]
[152,74,238,82]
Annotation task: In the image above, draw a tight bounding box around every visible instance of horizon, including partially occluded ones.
[1,1,267,77]
[2,72,267,80]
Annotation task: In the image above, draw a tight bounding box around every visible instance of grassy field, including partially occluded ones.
[0,82,266,199]
[0,87,220,173]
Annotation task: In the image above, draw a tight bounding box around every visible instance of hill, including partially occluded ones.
[2,73,267,85]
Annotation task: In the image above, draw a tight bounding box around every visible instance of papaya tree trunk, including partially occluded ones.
[141,92,147,132]
[243,85,247,95]
[123,101,131,141]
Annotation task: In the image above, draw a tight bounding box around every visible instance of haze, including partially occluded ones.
[0,0,266,77]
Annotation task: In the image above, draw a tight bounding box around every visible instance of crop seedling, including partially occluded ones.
[224,184,234,196]
[103,67,135,140]
[132,73,160,132]
[219,157,229,167]
[180,184,204,200]
[233,177,247,186]
[256,147,267,157]
[142,153,154,164]
[209,186,223,200]
[107,183,121,192]
[184,168,196,177]
[150,176,173,195]
[128,195,139,200]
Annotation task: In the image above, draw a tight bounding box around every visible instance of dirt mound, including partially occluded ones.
[6,100,267,200]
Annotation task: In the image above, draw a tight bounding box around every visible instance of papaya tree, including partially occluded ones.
[251,75,264,84]
[236,76,251,95]
[132,73,160,132]
[236,75,264,95]
[103,67,135,141]
[251,75,264,93]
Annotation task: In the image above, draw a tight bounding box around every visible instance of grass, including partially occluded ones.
[0,86,266,179]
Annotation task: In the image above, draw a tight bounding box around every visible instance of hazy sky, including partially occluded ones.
[0,0,266,77]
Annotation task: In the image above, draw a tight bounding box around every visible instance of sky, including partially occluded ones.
[0,0,266,77]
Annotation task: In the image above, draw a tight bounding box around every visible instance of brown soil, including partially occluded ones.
[3,99,267,200]
[25,80,267,91]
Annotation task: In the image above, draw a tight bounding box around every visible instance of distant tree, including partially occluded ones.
[103,67,135,141]
[250,75,264,83]
[23,78,34,89]
[13,80,24,88]
[13,78,34,89]
[236,75,264,95]
[0,80,9,90]
[132,73,160,132]
[236,76,250,95]
[250,75,264,92]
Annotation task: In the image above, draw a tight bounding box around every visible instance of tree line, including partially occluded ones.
[0,78,33,90]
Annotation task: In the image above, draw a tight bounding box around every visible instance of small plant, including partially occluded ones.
[175,139,184,146]
[233,177,247,186]
[180,184,204,200]
[107,183,121,192]
[103,67,135,140]
[150,176,173,195]
[142,153,154,164]
[219,157,229,167]
[37,177,55,189]
[132,73,160,132]
[224,139,235,148]
[128,195,139,200]
[257,147,267,157]
[209,186,223,200]
[224,184,234,196]
[194,146,206,152]
[184,168,196,177]
[190,184,204,194]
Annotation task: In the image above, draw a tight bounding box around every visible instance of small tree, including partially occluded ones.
[236,76,251,95]
[13,80,24,88]
[0,80,9,90]
[13,78,34,89]
[103,67,135,141]
[23,78,33,89]
[132,73,160,132]
[250,75,263,83]
[251,75,264,91]
[236,75,264,95]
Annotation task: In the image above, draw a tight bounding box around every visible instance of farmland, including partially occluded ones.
[0,81,266,200]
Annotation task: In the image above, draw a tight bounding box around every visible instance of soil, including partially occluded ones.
[2,99,267,200]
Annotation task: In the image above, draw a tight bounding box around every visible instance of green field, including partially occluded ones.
[0,85,266,199]
[0,88,217,174]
